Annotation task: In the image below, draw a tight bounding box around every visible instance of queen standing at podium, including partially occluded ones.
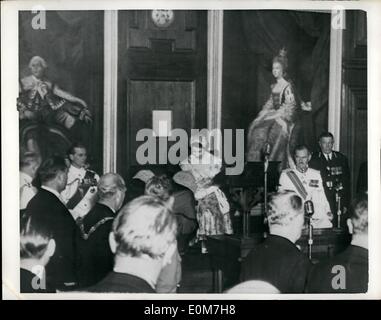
[247,48,309,169]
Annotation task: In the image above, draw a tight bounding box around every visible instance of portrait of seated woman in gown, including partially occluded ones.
[246,48,311,169]
[17,56,92,159]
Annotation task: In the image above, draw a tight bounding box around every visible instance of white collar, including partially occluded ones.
[69,164,86,174]
[323,152,332,160]
[41,185,65,203]
[295,167,309,175]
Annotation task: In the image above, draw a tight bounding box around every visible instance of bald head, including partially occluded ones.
[226,280,280,294]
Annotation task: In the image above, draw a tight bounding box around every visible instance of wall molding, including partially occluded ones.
[328,10,345,151]
[207,10,224,131]
[103,10,118,173]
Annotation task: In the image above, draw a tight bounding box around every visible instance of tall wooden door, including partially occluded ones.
[117,10,207,179]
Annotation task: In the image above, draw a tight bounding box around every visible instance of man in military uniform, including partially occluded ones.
[278,145,332,228]
[61,143,99,220]
[309,132,350,227]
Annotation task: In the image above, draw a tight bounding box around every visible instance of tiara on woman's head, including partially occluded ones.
[273,47,288,72]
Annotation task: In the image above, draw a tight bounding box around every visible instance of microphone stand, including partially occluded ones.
[242,188,250,239]
[308,217,313,260]
[305,200,314,261]
[263,154,269,238]
[336,193,342,229]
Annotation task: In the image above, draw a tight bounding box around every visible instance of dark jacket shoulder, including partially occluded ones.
[242,235,311,293]
[20,268,55,293]
[306,245,368,293]
[85,272,155,293]
[82,203,115,234]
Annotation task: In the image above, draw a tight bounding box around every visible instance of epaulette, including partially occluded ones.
[332,151,341,158]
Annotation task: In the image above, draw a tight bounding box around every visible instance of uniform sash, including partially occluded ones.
[66,170,97,210]
[286,170,308,200]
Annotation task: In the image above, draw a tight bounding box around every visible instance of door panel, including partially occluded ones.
[117,10,207,179]
[128,80,195,165]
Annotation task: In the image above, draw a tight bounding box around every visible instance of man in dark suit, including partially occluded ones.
[309,132,350,227]
[86,195,178,293]
[240,191,312,293]
[306,193,368,293]
[26,156,78,290]
[76,173,126,288]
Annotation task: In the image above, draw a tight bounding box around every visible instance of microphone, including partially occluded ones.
[304,200,314,260]
[263,143,271,173]
[304,200,314,218]
[264,143,271,157]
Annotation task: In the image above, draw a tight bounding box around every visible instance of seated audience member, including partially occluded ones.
[86,195,178,293]
[26,156,78,290]
[76,173,127,288]
[61,143,99,220]
[240,191,311,293]
[278,145,333,228]
[225,280,280,294]
[20,152,41,212]
[306,193,368,293]
[144,175,182,293]
[20,214,56,293]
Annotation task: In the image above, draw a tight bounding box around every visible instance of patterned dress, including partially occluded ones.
[180,151,233,239]
[247,79,301,169]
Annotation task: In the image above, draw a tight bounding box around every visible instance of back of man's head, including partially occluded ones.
[37,156,67,185]
[112,195,177,259]
[225,280,280,294]
[20,213,54,261]
[267,191,304,233]
[350,193,368,235]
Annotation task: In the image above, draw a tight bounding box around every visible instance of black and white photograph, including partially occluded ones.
[2,0,380,301]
